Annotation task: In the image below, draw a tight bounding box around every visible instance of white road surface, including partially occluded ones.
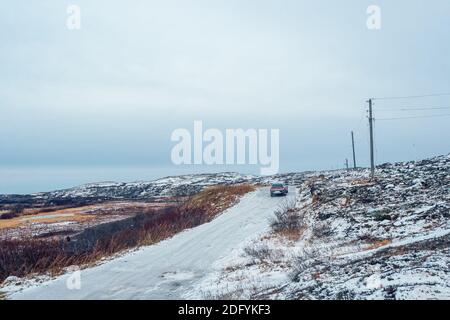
[11,187,294,300]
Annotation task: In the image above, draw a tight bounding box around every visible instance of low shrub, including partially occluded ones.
[311,222,333,239]
[0,205,24,220]
[0,212,19,220]
[244,244,271,262]
[270,199,303,234]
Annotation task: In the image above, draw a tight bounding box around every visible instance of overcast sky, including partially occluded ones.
[1,0,449,192]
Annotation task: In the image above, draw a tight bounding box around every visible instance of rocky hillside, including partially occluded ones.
[189,154,450,300]
[0,173,258,207]
[0,171,309,209]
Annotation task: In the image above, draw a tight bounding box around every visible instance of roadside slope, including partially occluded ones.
[190,155,449,300]
[9,187,294,299]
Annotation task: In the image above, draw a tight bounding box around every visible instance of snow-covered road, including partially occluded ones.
[11,187,294,300]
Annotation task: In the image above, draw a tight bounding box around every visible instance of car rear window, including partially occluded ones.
[272,184,284,187]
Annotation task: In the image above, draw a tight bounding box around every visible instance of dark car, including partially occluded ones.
[270,183,288,197]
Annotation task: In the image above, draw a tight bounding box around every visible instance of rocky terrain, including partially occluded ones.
[0,169,309,242]
[0,171,310,204]
[0,171,308,220]
[1,155,448,300]
[0,173,258,239]
[188,154,450,300]
[0,173,254,204]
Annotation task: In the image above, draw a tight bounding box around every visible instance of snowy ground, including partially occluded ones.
[3,155,449,300]
[6,187,295,299]
[187,155,449,300]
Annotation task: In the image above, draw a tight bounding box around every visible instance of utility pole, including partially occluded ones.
[351,131,357,169]
[345,158,349,170]
[368,98,375,178]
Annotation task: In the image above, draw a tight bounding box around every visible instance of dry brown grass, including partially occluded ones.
[278,227,305,241]
[270,199,304,236]
[0,213,96,230]
[312,195,321,204]
[182,184,255,219]
[22,201,166,217]
[366,239,392,250]
[0,184,255,284]
[25,213,94,223]
[341,196,351,207]
[312,272,321,280]
[0,201,168,230]
[0,219,21,229]
[351,177,377,186]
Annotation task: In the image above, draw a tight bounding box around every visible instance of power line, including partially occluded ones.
[376,113,450,121]
[375,106,450,110]
[400,107,450,111]
[373,93,450,100]
[364,95,449,178]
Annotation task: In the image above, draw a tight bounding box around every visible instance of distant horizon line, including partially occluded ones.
[0,152,448,195]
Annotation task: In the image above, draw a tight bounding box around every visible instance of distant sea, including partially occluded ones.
[0,165,260,195]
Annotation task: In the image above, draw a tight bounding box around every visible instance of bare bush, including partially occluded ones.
[335,289,356,300]
[311,222,333,239]
[0,205,24,220]
[290,248,324,282]
[290,247,333,283]
[244,244,271,262]
[270,199,304,234]
[0,212,19,220]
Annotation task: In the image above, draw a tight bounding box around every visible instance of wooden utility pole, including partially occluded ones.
[345,158,349,170]
[351,131,357,169]
[368,99,375,177]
